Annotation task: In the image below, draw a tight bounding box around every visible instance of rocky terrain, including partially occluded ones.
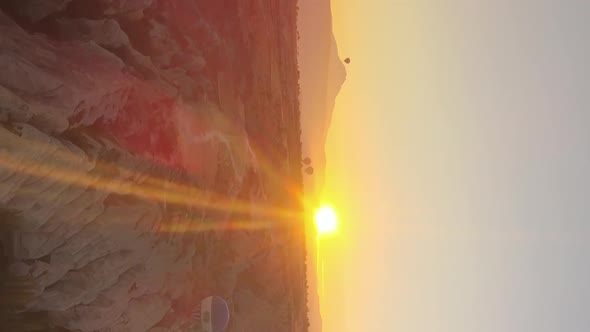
[0,1,307,331]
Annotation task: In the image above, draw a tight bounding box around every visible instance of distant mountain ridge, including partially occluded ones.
[298,0,347,331]
[299,6,347,195]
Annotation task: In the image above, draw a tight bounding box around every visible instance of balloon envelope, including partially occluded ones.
[344,57,350,64]
[199,296,230,332]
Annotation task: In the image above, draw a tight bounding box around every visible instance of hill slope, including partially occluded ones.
[298,0,348,331]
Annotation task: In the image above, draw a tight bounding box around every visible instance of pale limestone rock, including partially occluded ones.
[53,18,131,48]
[48,265,146,331]
[0,11,133,132]
[99,294,171,332]
[0,0,304,329]
[99,0,154,16]
[0,85,32,123]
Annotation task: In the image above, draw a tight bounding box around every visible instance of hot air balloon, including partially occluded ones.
[302,157,312,165]
[305,166,314,175]
[344,57,351,64]
[192,296,230,332]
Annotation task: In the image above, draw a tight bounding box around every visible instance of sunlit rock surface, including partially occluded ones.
[0,1,306,331]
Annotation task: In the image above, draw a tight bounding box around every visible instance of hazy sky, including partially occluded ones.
[321,1,590,331]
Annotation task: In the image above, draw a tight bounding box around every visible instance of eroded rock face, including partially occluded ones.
[0,0,305,331]
[99,0,155,17]
[0,11,131,134]
[52,18,131,48]
[3,0,73,23]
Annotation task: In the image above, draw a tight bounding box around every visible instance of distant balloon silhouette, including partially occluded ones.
[344,57,351,64]
[305,166,314,175]
[192,296,230,332]
[302,157,312,165]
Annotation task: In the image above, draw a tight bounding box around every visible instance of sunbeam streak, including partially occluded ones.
[0,131,306,231]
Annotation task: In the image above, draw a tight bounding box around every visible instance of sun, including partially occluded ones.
[314,205,338,236]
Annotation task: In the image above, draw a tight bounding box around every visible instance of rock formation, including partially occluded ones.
[0,1,306,331]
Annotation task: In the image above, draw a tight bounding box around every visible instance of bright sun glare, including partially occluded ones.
[314,205,338,235]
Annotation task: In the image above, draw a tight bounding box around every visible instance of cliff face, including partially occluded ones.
[0,1,306,331]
